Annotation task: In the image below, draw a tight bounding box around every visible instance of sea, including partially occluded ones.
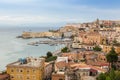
[0,27,64,71]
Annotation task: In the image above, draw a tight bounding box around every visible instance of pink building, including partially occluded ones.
[44,62,53,80]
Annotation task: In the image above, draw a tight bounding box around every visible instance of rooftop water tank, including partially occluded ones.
[19,58,27,64]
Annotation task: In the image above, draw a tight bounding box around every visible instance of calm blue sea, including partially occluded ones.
[0,27,64,71]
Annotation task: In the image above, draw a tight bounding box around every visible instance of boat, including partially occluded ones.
[34,44,39,46]
[49,44,55,46]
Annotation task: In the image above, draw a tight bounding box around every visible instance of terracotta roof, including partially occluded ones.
[70,63,89,68]
[90,66,106,72]
[55,61,67,69]
[45,62,50,67]
[90,69,97,72]
[70,63,106,73]
[87,60,109,67]
[61,53,83,60]
[96,62,109,66]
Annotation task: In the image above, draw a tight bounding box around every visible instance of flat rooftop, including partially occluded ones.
[7,57,44,68]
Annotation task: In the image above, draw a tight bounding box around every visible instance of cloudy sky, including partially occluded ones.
[0,0,120,27]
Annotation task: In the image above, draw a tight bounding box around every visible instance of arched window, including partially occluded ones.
[59,78,63,80]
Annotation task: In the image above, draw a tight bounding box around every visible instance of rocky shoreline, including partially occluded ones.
[20,32,62,39]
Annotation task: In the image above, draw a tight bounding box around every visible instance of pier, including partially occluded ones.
[27,40,72,46]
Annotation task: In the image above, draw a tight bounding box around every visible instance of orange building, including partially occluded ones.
[102,45,120,54]
[52,73,65,80]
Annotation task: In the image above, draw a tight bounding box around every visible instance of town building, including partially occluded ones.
[66,63,106,80]
[115,56,120,69]
[59,26,79,38]
[62,53,82,61]
[44,62,54,80]
[98,28,117,44]
[102,45,120,54]
[116,36,120,43]
[52,57,69,80]
[0,73,9,80]
[72,31,106,48]
[6,57,45,80]
[72,43,94,50]
[52,72,65,80]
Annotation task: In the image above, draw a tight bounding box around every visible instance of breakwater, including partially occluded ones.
[27,40,72,46]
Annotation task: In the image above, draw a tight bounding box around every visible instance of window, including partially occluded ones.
[33,76,36,80]
[11,69,14,72]
[83,73,85,76]
[33,69,36,73]
[27,70,29,73]
[27,77,30,80]
[11,76,14,79]
[85,35,87,38]
[59,79,63,80]
[86,73,88,76]
[20,70,23,72]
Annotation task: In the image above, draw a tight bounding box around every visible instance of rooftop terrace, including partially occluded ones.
[7,57,44,68]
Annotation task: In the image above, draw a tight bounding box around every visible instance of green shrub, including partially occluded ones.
[61,47,70,53]
[93,46,102,51]
[45,56,57,62]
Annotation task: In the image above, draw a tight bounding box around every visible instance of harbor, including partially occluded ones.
[27,39,72,46]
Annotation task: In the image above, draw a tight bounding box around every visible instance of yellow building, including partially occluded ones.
[78,31,106,45]
[102,45,120,54]
[6,57,45,80]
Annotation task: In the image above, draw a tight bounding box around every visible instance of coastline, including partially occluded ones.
[0,27,64,71]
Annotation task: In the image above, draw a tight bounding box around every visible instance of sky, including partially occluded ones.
[0,0,120,27]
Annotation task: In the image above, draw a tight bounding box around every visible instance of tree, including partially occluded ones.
[115,71,120,80]
[46,52,57,62]
[106,76,111,80]
[97,69,120,80]
[61,47,70,53]
[109,69,115,80]
[97,73,106,80]
[45,56,57,62]
[112,39,120,46]
[46,51,53,58]
[106,47,118,70]
[93,46,102,51]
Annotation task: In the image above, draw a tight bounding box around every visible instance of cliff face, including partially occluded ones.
[22,32,62,39]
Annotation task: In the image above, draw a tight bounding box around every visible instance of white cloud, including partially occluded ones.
[0,0,35,4]
[0,15,87,26]
[0,2,120,26]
